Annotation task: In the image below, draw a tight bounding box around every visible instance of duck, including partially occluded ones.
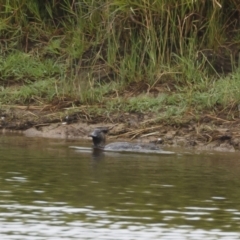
[89,127,167,153]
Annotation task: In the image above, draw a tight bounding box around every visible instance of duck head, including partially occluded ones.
[89,128,109,148]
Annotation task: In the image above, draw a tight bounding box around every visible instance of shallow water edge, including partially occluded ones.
[1,117,239,152]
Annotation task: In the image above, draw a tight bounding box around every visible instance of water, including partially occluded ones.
[0,134,240,240]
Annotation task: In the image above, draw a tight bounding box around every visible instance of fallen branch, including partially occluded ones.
[117,125,162,139]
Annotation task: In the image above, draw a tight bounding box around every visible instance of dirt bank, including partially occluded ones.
[1,106,240,152]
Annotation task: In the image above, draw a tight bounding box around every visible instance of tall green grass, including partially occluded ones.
[0,0,239,120]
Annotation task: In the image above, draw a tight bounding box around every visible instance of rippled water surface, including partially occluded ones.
[0,134,240,240]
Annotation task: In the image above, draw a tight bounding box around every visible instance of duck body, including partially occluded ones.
[104,142,160,151]
[89,128,173,154]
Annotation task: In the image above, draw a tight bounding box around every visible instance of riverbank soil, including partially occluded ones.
[0,105,239,152]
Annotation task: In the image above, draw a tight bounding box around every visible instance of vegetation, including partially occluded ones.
[0,0,240,123]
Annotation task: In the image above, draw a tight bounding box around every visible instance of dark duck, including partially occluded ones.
[89,127,170,153]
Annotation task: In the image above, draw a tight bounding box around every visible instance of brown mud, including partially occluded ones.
[1,106,240,152]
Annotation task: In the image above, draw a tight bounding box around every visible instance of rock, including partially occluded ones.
[24,123,89,139]
[214,143,235,152]
[231,138,240,149]
[164,131,177,140]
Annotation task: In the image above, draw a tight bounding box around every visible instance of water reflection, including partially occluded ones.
[1,203,240,240]
[0,134,240,239]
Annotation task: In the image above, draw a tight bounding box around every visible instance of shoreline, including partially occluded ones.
[1,108,239,153]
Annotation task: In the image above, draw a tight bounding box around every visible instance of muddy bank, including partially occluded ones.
[1,107,240,152]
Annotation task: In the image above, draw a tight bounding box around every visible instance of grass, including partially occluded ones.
[0,0,240,124]
[0,78,57,104]
[0,51,61,83]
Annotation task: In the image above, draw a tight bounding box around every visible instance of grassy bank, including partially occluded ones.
[0,0,240,124]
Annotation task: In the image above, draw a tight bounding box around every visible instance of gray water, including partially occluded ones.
[0,134,240,240]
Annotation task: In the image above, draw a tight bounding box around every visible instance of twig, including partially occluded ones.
[204,114,234,123]
[117,125,162,139]
[140,131,160,138]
